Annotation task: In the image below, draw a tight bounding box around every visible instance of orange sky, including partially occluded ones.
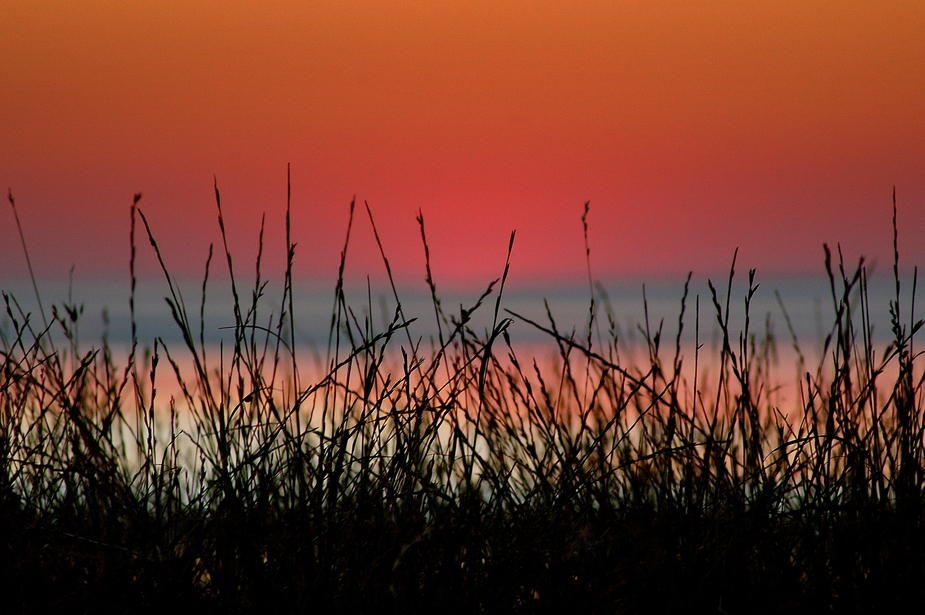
[2,1,924,288]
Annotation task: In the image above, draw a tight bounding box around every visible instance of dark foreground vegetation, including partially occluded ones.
[2,187,925,613]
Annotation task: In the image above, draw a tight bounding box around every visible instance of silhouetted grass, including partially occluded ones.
[2,183,924,613]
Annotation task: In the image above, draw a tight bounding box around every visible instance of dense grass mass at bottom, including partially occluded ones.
[2,189,924,613]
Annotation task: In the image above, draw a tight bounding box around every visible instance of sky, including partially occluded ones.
[2,1,924,290]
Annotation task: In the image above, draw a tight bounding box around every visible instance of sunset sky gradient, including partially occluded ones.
[3,1,924,288]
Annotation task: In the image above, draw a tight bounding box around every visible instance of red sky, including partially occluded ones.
[2,1,924,288]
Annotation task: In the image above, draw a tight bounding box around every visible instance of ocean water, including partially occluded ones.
[3,270,919,349]
[3,270,922,399]
[3,269,923,422]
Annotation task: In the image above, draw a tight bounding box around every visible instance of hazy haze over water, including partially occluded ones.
[4,271,920,357]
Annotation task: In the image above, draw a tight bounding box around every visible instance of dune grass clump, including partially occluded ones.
[2,184,925,612]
